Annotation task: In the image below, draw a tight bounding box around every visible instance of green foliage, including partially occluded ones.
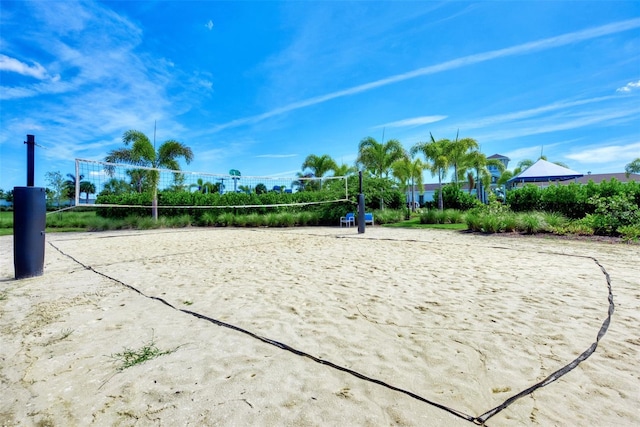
[506,184,541,212]
[507,179,640,228]
[433,184,481,211]
[373,209,404,225]
[420,208,466,224]
[584,193,640,236]
[110,338,174,371]
[538,183,587,219]
[518,212,544,234]
[618,225,640,243]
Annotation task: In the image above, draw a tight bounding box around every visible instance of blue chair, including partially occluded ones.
[340,212,355,227]
[364,212,374,226]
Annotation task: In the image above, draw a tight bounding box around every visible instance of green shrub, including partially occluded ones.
[518,213,544,234]
[539,183,587,219]
[199,211,217,226]
[216,212,235,227]
[618,225,640,243]
[480,215,501,233]
[501,213,518,232]
[446,209,465,224]
[564,219,595,236]
[587,194,640,236]
[507,184,541,212]
[465,212,482,231]
[543,211,568,229]
[420,209,439,224]
[434,184,481,210]
[245,213,264,227]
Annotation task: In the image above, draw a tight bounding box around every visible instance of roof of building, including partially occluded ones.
[508,159,583,183]
[558,172,640,185]
[487,154,510,160]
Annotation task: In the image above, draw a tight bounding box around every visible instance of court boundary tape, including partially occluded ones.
[48,240,614,425]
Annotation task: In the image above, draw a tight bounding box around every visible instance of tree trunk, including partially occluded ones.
[152,187,158,221]
[438,172,443,211]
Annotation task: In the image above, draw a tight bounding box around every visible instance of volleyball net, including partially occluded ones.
[74,159,350,211]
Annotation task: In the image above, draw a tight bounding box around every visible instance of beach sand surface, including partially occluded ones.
[1,227,638,426]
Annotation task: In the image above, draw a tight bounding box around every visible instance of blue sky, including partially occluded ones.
[1,1,639,191]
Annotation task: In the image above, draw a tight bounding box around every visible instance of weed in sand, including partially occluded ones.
[110,339,174,370]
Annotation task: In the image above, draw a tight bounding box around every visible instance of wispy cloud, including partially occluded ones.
[458,96,617,130]
[209,17,640,133]
[0,54,59,81]
[0,1,212,160]
[616,80,640,93]
[565,141,640,163]
[255,154,298,158]
[374,115,447,129]
[470,105,640,142]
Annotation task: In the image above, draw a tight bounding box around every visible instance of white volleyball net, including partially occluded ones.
[74,158,350,210]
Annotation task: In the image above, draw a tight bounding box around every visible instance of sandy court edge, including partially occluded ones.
[0,227,638,426]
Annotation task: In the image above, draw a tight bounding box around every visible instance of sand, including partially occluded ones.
[0,227,638,426]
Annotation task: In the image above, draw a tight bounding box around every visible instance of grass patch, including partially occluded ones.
[384,217,467,230]
[110,337,175,371]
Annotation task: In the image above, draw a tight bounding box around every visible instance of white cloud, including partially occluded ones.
[616,80,640,93]
[0,54,58,80]
[205,20,214,30]
[255,154,298,158]
[210,17,640,133]
[565,141,640,163]
[375,115,447,129]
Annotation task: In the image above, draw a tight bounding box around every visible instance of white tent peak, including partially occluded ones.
[508,159,583,183]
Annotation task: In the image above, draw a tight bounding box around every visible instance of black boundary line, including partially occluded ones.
[47,238,614,426]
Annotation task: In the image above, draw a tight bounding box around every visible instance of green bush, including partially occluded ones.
[434,184,481,211]
[518,213,544,234]
[618,225,640,243]
[465,212,481,231]
[506,184,541,212]
[539,183,587,219]
[480,215,501,233]
[587,193,640,236]
[420,209,439,224]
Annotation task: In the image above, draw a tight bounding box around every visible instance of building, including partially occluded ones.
[487,154,510,185]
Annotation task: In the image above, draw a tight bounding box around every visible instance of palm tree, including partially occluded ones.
[64,173,84,205]
[625,158,640,177]
[190,178,216,194]
[467,151,506,201]
[79,181,96,204]
[105,130,193,220]
[391,154,424,211]
[301,154,338,178]
[99,178,131,196]
[411,133,451,210]
[293,171,317,192]
[333,163,357,177]
[238,184,252,194]
[356,137,405,178]
[448,131,479,186]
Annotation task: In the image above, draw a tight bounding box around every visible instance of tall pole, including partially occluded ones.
[358,170,365,234]
[26,135,35,187]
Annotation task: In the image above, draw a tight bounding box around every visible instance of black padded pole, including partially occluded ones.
[14,134,46,279]
[26,135,35,187]
[358,171,365,234]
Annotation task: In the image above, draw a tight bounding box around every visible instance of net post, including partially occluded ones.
[358,171,365,234]
[75,158,80,206]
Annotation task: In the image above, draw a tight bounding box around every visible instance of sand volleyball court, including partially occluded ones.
[1,227,638,426]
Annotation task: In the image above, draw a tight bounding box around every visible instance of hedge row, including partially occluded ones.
[506,179,640,219]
